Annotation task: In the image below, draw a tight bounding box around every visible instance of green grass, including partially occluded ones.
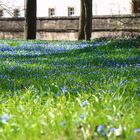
[0,39,140,140]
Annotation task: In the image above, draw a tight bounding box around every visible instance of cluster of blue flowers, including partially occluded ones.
[0,41,96,58]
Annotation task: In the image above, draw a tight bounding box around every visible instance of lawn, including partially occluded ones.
[0,39,140,140]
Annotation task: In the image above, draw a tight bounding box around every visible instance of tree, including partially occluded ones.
[84,0,92,40]
[78,0,92,41]
[78,0,85,40]
[24,0,37,39]
[132,0,138,14]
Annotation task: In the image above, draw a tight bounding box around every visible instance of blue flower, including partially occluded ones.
[80,113,86,119]
[60,121,66,126]
[44,76,48,79]
[101,131,106,136]
[97,125,105,133]
[1,114,9,123]
[61,86,68,93]
[81,100,89,108]
[134,128,140,133]
[119,79,127,86]
[96,125,107,137]
[136,64,140,68]
[109,128,116,133]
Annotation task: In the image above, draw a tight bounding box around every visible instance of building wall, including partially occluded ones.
[0,15,140,40]
[0,0,133,17]
[94,0,132,15]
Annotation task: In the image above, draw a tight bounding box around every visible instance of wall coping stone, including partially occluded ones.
[0,14,140,21]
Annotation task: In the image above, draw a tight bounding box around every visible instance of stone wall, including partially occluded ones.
[0,15,140,40]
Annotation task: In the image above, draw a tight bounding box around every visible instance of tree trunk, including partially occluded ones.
[132,0,138,14]
[24,0,37,39]
[78,0,92,41]
[78,0,85,40]
[84,0,92,41]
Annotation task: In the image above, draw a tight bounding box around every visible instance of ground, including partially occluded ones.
[0,39,140,140]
